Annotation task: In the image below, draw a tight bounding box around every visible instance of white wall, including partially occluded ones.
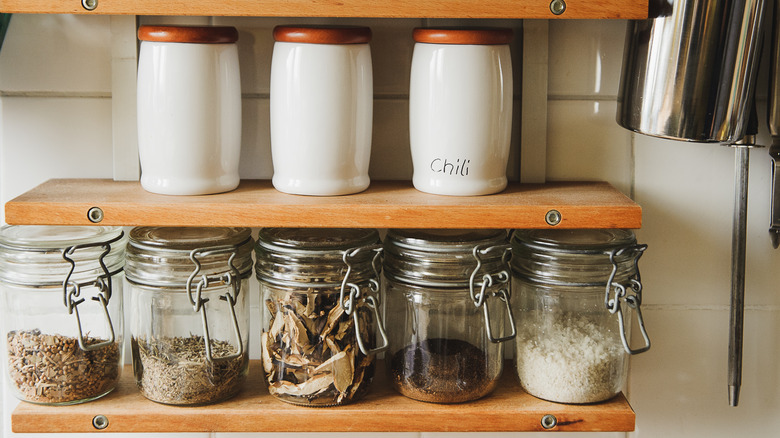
[1,13,780,438]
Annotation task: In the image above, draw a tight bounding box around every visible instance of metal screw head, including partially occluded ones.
[82,0,98,11]
[92,414,109,430]
[87,207,104,223]
[545,209,562,226]
[550,0,567,15]
[541,414,558,429]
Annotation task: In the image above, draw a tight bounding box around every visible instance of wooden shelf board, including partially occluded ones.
[0,1,648,19]
[12,360,635,433]
[4,179,642,229]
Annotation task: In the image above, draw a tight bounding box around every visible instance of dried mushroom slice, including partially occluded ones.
[261,290,375,406]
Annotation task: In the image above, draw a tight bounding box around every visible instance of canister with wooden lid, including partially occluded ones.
[410,27,514,196]
[137,25,242,196]
[270,25,373,196]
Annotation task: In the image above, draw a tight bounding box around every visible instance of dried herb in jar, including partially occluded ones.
[6,329,120,404]
[261,291,375,406]
[132,335,247,405]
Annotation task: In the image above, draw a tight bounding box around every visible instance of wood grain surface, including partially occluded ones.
[0,0,648,19]
[12,360,635,433]
[4,179,642,229]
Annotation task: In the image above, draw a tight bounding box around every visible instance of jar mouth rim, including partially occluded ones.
[385,229,507,253]
[129,227,252,251]
[511,229,636,253]
[0,225,124,251]
[255,228,380,254]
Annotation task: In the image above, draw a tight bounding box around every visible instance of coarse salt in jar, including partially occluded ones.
[510,229,651,404]
[409,27,514,196]
[0,225,126,405]
[270,26,374,196]
[383,229,515,403]
[255,228,387,406]
[137,25,242,195]
[125,227,253,405]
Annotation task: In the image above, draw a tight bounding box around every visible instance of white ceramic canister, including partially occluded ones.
[270,26,373,196]
[137,26,242,196]
[409,28,513,196]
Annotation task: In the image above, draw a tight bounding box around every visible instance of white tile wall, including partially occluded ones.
[3,13,780,438]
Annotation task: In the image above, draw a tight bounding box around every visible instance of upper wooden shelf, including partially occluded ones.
[0,0,649,19]
[12,361,635,433]
[4,179,642,229]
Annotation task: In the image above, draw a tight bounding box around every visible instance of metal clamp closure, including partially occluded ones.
[469,244,516,343]
[62,231,123,352]
[186,245,244,363]
[340,244,389,356]
[62,231,125,351]
[605,244,651,355]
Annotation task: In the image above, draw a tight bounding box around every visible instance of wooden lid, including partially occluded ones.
[413,27,513,45]
[138,25,239,43]
[273,26,372,44]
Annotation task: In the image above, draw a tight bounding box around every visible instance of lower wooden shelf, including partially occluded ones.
[12,360,635,433]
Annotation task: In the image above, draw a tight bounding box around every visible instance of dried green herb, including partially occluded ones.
[132,335,247,405]
[261,291,375,406]
[6,329,119,404]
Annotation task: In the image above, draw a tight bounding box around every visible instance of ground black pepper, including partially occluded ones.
[390,338,496,403]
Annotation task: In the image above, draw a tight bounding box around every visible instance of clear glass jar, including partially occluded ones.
[255,228,387,407]
[0,225,126,405]
[383,229,515,403]
[510,229,651,404]
[125,227,253,405]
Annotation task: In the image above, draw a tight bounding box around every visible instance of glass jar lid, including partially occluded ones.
[510,229,640,287]
[255,228,380,288]
[125,227,253,288]
[383,229,509,288]
[0,225,126,287]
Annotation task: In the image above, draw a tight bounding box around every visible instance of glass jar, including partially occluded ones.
[510,229,651,404]
[125,227,253,405]
[137,25,242,195]
[409,27,513,196]
[270,25,373,195]
[0,225,126,405]
[255,228,387,406]
[383,229,515,403]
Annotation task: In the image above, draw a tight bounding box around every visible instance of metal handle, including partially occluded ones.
[353,295,390,356]
[605,244,651,355]
[340,244,389,356]
[769,144,780,247]
[62,231,124,352]
[187,245,245,363]
[482,288,517,343]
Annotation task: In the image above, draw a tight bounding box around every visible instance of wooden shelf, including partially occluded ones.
[4,179,641,229]
[0,0,648,19]
[12,360,635,433]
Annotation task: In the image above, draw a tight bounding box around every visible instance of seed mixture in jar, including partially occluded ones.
[7,329,120,404]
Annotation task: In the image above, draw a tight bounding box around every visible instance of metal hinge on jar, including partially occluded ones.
[186,245,245,363]
[61,231,124,352]
[340,243,389,356]
[605,244,651,355]
[470,243,517,343]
